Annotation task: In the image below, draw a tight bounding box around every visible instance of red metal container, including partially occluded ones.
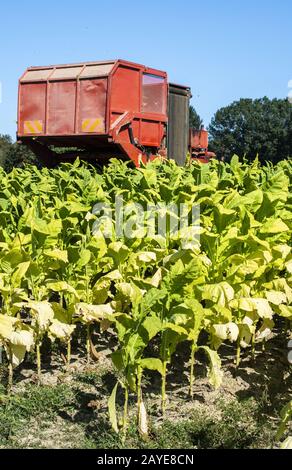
[189,129,209,150]
[18,60,168,166]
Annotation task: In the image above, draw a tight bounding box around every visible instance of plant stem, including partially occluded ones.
[189,343,196,399]
[67,337,71,367]
[137,366,142,425]
[7,346,13,394]
[86,324,91,364]
[236,338,241,368]
[251,330,256,360]
[161,360,168,417]
[36,342,41,384]
[122,385,129,444]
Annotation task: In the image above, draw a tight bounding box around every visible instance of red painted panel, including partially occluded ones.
[140,120,161,146]
[190,129,208,149]
[116,127,130,144]
[113,118,140,144]
[18,83,46,135]
[111,66,140,112]
[110,112,121,125]
[79,79,107,133]
[48,81,76,135]
[132,119,140,141]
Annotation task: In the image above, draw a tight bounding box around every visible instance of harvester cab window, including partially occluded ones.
[142,74,165,114]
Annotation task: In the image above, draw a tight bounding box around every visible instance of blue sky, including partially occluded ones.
[0,0,291,138]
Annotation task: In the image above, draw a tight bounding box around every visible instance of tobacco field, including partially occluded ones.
[0,156,291,449]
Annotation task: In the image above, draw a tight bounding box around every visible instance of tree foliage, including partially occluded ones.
[0,135,13,168]
[0,135,38,171]
[208,97,292,163]
[189,105,203,129]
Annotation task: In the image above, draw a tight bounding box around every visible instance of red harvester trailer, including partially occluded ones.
[17,59,215,167]
[190,129,216,163]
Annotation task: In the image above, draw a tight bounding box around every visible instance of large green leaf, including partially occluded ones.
[141,315,162,341]
[75,303,114,322]
[260,219,289,234]
[0,314,16,340]
[47,281,79,298]
[202,282,234,307]
[44,249,68,263]
[139,358,164,375]
[11,261,30,287]
[49,320,76,341]
[199,346,223,389]
[16,301,54,330]
[31,218,62,236]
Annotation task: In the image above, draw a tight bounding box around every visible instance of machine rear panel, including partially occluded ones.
[167,84,190,166]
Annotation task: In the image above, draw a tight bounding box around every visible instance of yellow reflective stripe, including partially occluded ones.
[88,118,101,132]
[23,120,43,134]
[25,121,36,133]
[82,118,103,132]
[82,119,90,132]
[34,120,43,132]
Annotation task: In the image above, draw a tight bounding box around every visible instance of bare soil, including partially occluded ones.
[0,330,291,449]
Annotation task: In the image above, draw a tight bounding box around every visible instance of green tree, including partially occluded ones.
[189,105,203,129]
[0,134,13,167]
[0,134,38,171]
[5,142,38,172]
[208,97,292,163]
